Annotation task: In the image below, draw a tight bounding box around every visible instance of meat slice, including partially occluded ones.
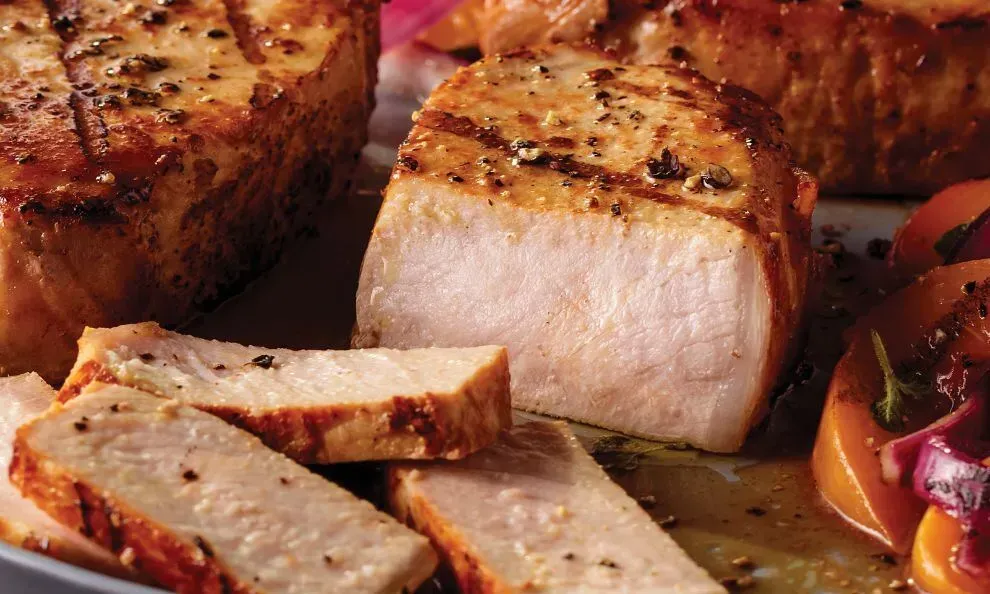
[389,421,725,593]
[0,374,128,577]
[0,0,378,382]
[354,45,816,452]
[10,383,438,594]
[477,0,990,195]
[61,322,512,463]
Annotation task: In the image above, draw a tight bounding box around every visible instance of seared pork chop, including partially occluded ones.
[354,45,816,452]
[0,374,128,577]
[390,421,725,593]
[476,0,990,195]
[0,0,378,381]
[10,383,438,593]
[61,322,512,463]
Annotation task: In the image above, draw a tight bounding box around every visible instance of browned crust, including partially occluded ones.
[0,517,137,581]
[389,468,507,594]
[9,435,253,594]
[59,349,513,464]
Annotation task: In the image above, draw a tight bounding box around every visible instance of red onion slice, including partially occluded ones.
[957,528,989,580]
[880,395,988,486]
[381,0,465,53]
[948,206,990,264]
[913,437,990,533]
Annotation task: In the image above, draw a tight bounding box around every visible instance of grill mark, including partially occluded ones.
[221,0,266,65]
[42,0,109,163]
[416,109,757,232]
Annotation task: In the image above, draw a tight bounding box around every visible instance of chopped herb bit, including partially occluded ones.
[645,148,681,180]
[869,330,928,432]
[249,354,275,369]
[934,222,970,259]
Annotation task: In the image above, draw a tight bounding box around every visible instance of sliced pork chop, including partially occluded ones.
[10,383,438,594]
[390,421,725,593]
[0,0,378,382]
[61,322,512,463]
[0,374,129,578]
[354,45,817,453]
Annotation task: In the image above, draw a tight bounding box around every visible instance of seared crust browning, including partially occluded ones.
[10,440,250,593]
[390,468,504,594]
[480,0,990,194]
[0,0,379,381]
[60,323,512,463]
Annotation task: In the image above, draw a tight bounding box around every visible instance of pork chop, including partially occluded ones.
[354,45,816,452]
[10,383,438,593]
[476,0,990,195]
[0,374,128,578]
[61,322,512,463]
[390,421,725,593]
[0,0,378,381]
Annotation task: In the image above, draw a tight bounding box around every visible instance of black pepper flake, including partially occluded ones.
[206,28,228,38]
[122,87,161,106]
[156,109,185,124]
[592,90,611,100]
[585,137,598,147]
[94,94,121,109]
[279,477,291,485]
[585,68,615,81]
[207,73,221,80]
[214,364,226,370]
[109,404,120,413]
[646,148,681,180]
[610,203,621,216]
[140,9,167,25]
[447,173,464,183]
[51,15,74,30]
[700,164,732,190]
[493,178,504,187]
[182,469,199,481]
[509,138,533,150]
[599,558,620,569]
[157,81,181,94]
[193,535,214,557]
[563,552,575,561]
[397,155,419,171]
[561,180,573,187]
[249,354,275,369]
[963,281,977,294]
[668,45,689,61]
[139,353,155,361]
[323,554,333,565]
[745,506,767,517]
[73,420,88,432]
[533,64,549,73]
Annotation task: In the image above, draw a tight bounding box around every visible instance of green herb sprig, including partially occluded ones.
[869,329,929,432]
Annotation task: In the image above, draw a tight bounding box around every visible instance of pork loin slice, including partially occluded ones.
[389,421,725,593]
[354,45,817,452]
[10,384,438,594]
[61,322,511,463]
[0,374,129,577]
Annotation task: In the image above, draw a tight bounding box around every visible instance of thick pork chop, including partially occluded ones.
[0,374,127,577]
[355,45,816,452]
[0,0,378,381]
[10,383,438,593]
[61,322,512,463]
[390,421,725,593]
[477,0,990,195]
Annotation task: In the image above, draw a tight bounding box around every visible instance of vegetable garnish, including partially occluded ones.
[381,0,464,52]
[870,329,929,432]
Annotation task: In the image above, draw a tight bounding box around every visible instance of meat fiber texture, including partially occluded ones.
[0,0,379,381]
[355,45,817,453]
[478,0,990,195]
[390,421,726,593]
[10,383,438,593]
[61,322,512,463]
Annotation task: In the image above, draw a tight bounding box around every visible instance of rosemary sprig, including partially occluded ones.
[869,329,929,432]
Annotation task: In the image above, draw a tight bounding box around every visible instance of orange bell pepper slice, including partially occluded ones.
[416,0,485,52]
[911,459,990,594]
[812,260,990,553]
[890,179,990,279]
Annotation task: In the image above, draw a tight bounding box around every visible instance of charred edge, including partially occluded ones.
[905,278,990,377]
[221,0,266,65]
[390,396,443,456]
[71,481,95,538]
[59,360,120,402]
[415,109,757,232]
